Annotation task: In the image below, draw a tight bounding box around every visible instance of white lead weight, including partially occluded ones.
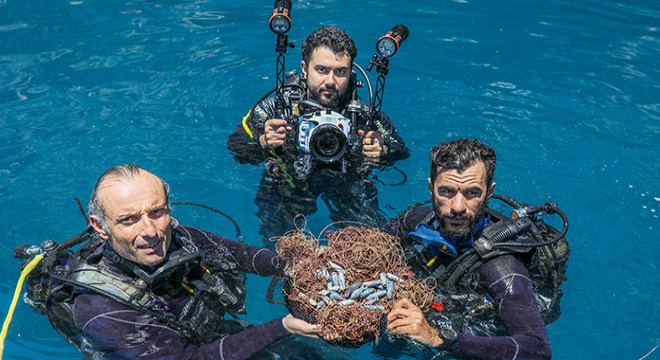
[386,280,395,299]
[386,273,402,282]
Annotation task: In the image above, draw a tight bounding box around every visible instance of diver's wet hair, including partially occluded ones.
[88,164,170,226]
[430,139,496,185]
[301,26,357,65]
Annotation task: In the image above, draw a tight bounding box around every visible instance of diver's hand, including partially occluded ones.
[282,314,319,338]
[259,119,291,149]
[359,130,387,160]
[386,299,443,347]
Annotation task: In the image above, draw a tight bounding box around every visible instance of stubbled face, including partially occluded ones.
[90,171,172,267]
[301,46,351,108]
[429,161,495,238]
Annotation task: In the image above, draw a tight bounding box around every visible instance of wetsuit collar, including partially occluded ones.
[101,227,202,289]
[409,212,490,257]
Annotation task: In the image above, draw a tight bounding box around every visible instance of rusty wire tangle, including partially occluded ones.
[275,225,434,347]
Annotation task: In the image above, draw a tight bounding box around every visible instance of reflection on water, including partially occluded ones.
[0,0,658,359]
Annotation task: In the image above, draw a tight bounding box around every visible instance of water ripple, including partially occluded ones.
[182,11,228,29]
[0,1,658,359]
[0,22,30,32]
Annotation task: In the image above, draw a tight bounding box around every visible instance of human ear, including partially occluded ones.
[487,182,496,198]
[89,216,109,240]
[427,178,433,196]
[300,60,307,78]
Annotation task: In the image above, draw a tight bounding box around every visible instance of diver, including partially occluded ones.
[226,25,410,243]
[381,139,570,359]
[19,164,320,359]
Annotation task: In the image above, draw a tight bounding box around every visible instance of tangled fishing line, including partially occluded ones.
[275,225,434,347]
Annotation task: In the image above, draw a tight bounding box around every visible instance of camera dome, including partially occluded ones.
[309,123,348,163]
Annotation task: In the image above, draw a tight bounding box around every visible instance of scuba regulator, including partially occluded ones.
[442,194,569,292]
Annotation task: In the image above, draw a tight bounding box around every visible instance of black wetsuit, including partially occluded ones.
[227,71,409,242]
[69,225,302,360]
[383,206,552,360]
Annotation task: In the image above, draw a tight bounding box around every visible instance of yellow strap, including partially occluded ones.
[0,254,45,358]
[180,282,195,294]
[426,255,439,268]
[241,109,254,138]
[241,108,296,188]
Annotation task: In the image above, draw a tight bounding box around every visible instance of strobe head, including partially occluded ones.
[269,0,292,35]
[376,24,409,58]
[309,124,348,163]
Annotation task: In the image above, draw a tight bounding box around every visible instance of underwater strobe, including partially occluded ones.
[269,0,295,117]
[376,24,409,58]
[369,24,409,114]
[269,0,292,35]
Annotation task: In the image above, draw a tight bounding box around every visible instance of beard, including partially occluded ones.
[435,199,488,238]
[308,85,347,109]
[105,226,172,268]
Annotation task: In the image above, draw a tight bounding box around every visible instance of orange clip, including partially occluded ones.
[431,301,445,311]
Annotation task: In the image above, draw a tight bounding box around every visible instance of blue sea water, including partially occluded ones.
[1,0,658,359]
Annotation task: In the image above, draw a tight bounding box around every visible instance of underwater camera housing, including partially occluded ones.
[297,108,352,163]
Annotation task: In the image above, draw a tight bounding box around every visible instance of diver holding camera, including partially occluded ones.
[227,18,410,243]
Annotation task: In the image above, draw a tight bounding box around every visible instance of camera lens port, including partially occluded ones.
[309,124,348,163]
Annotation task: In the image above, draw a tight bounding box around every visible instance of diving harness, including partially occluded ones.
[407,194,570,325]
[8,202,249,351]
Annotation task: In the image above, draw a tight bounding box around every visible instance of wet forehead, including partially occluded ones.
[435,161,488,188]
[98,172,166,216]
[309,46,351,67]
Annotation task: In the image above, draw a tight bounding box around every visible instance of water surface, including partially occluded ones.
[1,0,658,359]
